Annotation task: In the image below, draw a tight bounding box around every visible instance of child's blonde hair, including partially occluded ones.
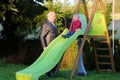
[73,13,80,20]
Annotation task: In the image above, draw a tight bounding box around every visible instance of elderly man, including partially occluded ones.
[40,11,58,77]
[40,11,58,49]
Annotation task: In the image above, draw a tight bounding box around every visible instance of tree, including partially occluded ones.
[105,3,112,25]
[0,0,76,64]
[34,1,75,34]
[0,0,47,57]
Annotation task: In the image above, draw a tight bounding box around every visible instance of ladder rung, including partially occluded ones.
[98,41,108,43]
[97,55,110,57]
[96,48,109,50]
[87,35,106,38]
[99,69,112,72]
[97,62,112,65]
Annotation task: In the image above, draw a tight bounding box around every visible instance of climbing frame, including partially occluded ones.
[70,0,116,79]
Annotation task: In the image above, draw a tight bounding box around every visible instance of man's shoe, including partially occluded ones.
[46,72,51,78]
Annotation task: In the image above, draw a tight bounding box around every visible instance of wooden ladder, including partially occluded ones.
[89,34,116,72]
[90,0,116,73]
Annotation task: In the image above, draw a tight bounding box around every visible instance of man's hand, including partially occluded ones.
[44,47,47,50]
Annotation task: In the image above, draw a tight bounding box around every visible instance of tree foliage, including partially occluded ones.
[0,0,47,57]
[105,3,112,26]
[0,0,47,39]
[34,1,75,34]
[0,0,76,58]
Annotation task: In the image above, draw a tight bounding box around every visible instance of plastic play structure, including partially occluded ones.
[70,0,115,79]
[16,0,115,80]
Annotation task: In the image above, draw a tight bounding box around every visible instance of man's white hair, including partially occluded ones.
[47,11,55,18]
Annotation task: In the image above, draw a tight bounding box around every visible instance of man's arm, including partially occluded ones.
[40,24,49,49]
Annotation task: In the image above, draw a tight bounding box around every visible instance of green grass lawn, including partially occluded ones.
[0,59,120,80]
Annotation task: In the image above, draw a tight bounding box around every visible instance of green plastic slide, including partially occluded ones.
[79,14,87,33]
[16,28,83,80]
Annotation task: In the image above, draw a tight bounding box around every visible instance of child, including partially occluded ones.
[62,13,81,38]
[62,13,87,76]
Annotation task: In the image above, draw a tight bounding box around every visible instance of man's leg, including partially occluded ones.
[46,71,51,78]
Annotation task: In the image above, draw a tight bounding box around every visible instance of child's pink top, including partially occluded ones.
[69,20,82,32]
